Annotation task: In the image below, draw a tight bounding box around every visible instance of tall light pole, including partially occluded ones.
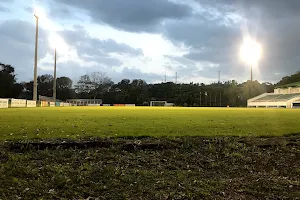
[49,33,68,101]
[33,14,39,101]
[53,48,57,101]
[240,37,262,98]
[250,65,253,82]
[240,37,262,82]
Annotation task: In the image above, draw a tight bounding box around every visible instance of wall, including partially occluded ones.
[247,101,287,108]
[41,101,48,107]
[10,99,27,108]
[274,87,300,94]
[27,100,37,107]
[0,98,9,108]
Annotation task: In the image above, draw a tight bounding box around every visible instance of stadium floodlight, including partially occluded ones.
[48,33,68,101]
[32,7,46,101]
[240,37,262,81]
[34,7,46,19]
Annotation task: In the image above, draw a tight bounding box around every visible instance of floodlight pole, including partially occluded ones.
[53,48,57,101]
[251,65,253,82]
[250,64,253,98]
[33,14,39,101]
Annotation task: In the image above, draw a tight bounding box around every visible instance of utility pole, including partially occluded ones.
[53,48,57,101]
[33,14,39,101]
[250,65,253,98]
[175,72,177,84]
[218,70,220,83]
[250,65,253,82]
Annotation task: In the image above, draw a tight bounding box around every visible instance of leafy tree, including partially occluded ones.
[0,63,23,98]
[74,74,93,98]
[37,74,54,97]
[56,77,76,101]
[276,71,300,86]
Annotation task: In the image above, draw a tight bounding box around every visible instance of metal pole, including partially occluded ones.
[53,48,57,101]
[250,65,253,97]
[33,15,39,101]
[251,65,253,82]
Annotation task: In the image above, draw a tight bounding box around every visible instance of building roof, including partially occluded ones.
[276,81,300,88]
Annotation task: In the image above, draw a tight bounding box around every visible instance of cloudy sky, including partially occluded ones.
[0,0,299,84]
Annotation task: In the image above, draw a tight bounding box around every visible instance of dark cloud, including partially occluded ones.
[54,60,163,84]
[161,0,300,82]
[0,20,49,81]
[59,26,143,57]
[50,0,193,33]
[119,67,163,83]
[58,26,144,67]
[2,0,300,84]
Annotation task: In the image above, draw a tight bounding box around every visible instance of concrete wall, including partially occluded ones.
[274,87,300,94]
[0,98,9,108]
[247,101,287,108]
[10,99,27,108]
[26,100,37,107]
[248,97,300,108]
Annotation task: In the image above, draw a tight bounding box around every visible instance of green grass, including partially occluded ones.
[0,107,299,140]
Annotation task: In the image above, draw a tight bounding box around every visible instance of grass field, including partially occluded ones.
[0,107,300,140]
[1,107,300,199]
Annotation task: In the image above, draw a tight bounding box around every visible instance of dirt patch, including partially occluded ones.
[1,135,300,199]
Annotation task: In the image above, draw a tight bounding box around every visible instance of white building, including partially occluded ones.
[247,82,300,108]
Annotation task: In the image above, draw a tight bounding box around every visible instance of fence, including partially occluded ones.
[0,98,136,109]
[0,98,9,108]
[27,100,37,107]
[10,99,27,108]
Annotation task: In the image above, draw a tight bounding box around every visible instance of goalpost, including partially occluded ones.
[149,101,174,107]
[150,101,167,106]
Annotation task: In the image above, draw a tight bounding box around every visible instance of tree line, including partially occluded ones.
[1,62,299,106]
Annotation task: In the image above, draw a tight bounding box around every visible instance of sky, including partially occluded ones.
[0,0,299,84]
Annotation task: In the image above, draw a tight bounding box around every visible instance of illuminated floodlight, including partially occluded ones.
[48,33,68,53]
[34,7,46,19]
[240,37,262,65]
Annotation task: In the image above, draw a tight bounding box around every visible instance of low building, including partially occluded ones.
[247,82,300,108]
[66,99,102,106]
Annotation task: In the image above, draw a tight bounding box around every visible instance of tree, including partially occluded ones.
[276,71,300,86]
[56,77,76,101]
[0,63,23,98]
[90,72,114,100]
[74,75,93,98]
[74,72,113,100]
[37,74,54,97]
